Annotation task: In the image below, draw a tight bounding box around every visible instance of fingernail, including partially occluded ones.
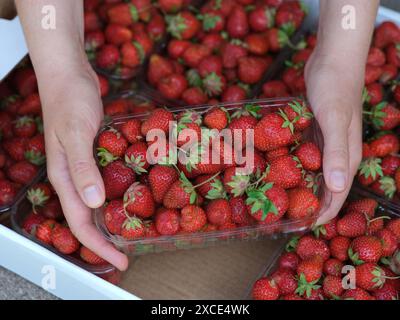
[330,171,346,191]
[83,185,102,208]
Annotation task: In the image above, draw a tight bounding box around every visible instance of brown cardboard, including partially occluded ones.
[0,0,16,19]
[119,239,285,299]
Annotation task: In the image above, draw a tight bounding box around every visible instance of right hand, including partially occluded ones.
[38,63,128,271]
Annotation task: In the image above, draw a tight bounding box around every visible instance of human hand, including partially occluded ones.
[305,49,363,225]
[38,63,128,271]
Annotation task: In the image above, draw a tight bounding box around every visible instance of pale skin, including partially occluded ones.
[15,0,379,270]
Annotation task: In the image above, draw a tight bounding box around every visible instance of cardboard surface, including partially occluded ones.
[119,239,285,299]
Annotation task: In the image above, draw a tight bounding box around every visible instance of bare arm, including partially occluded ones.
[15,0,128,270]
[306,0,379,224]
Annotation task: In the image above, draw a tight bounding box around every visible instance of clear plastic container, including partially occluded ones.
[245,185,400,299]
[10,170,121,285]
[94,96,332,256]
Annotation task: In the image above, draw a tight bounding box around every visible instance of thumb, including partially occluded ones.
[62,127,105,208]
[318,110,350,193]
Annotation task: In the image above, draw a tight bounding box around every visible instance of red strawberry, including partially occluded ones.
[228,114,257,148]
[386,218,400,241]
[278,252,300,271]
[275,1,304,29]
[167,11,200,40]
[168,39,191,59]
[124,142,149,174]
[25,134,46,166]
[120,42,143,68]
[97,128,128,164]
[121,119,143,144]
[181,87,208,105]
[356,263,386,291]
[221,85,247,102]
[342,288,375,300]
[252,277,280,300]
[201,33,224,51]
[323,275,344,298]
[204,107,229,130]
[80,246,107,265]
[163,175,195,209]
[107,3,139,26]
[158,74,188,100]
[379,64,397,84]
[248,5,275,32]
[369,102,400,130]
[374,21,400,49]
[294,142,321,171]
[295,235,330,261]
[121,217,145,240]
[12,116,36,138]
[262,80,289,98]
[381,155,400,176]
[85,30,105,51]
[238,56,268,84]
[373,283,398,300]
[229,197,251,225]
[365,82,383,105]
[18,93,42,116]
[22,211,46,235]
[369,133,399,158]
[105,24,132,46]
[313,217,338,240]
[346,198,378,218]
[323,258,344,277]
[349,235,383,264]
[37,197,63,221]
[200,10,225,32]
[367,47,386,66]
[370,176,396,199]
[180,205,207,232]
[7,161,38,184]
[84,11,101,32]
[386,43,400,67]
[155,208,180,235]
[147,54,174,86]
[96,45,120,70]
[296,255,323,284]
[149,165,179,203]
[195,174,226,200]
[376,229,397,257]
[0,180,18,206]
[104,200,127,235]
[221,42,248,69]
[141,108,174,136]
[337,211,367,238]
[282,100,313,131]
[182,44,212,68]
[13,67,37,97]
[159,0,183,13]
[329,236,351,262]
[206,199,232,226]
[124,183,155,218]
[104,99,130,116]
[254,113,293,151]
[287,187,319,220]
[102,160,136,200]
[226,5,248,38]
[264,155,302,189]
[36,219,57,245]
[146,12,166,40]
[271,268,297,295]
[51,225,80,254]
[245,33,269,55]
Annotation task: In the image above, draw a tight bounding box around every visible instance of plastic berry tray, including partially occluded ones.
[10,170,121,285]
[93,95,332,256]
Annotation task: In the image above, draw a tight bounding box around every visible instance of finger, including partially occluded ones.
[47,149,128,271]
[348,114,363,176]
[60,121,105,209]
[316,184,351,226]
[317,108,351,193]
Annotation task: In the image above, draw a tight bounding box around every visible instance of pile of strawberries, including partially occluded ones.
[84,0,169,78]
[0,65,46,208]
[103,93,156,117]
[21,180,111,267]
[96,99,323,245]
[252,195,400,300]
[144,0,306,104]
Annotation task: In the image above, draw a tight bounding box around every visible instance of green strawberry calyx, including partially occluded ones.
[295,273,321,298]
[125,154,147,174]
[97,147,118,167]
[245,182,278,221]
[358,157,383,180]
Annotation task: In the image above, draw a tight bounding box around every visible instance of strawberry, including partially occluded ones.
[275,1,305,29]
[155,208,180,235]
[373,283,398,300]
[262,80,289,98]
[264,155,302,189]
[246,184,288,224]
[287,187,319,220]
[294,142,321,171]
[221,85,247,102]
[107,3,139,26]
[13,67,37,97]
[282,294,304,300]
[282,100,313,131]
[365,65,383,85]
[369,102,400,130]
[80,246,107,265]
[167,11,201,40]
[124,182,155,218]
[296,256,323,297]
[356,263,386,291]
[376,229,397,257]
[195,174,226,200]
[206,199,232,226]
[159,0,183,13]
[313,217,338,240]
[102,160,136,200]
[25,134,46,166]
[95,44,120,70]
[202,73,226,97]
[104,199,126,235]
[200,10,225,32]
[238,56,268,84]
[37,197,63,221]
[121,217,145,240]
[141,108,174,136]
[120,119,143,144]
[12,116,36,138]
[357,157,383,186]
[329,236,351,262]
[7,161,38,184]
[374,21,400,49]
[124,142,149,174]
[121,41,144,68]
[337,211,367,238]
[104,99,130,116]
[323,258,344,277]
[204,107,229,130]
[367,47,386,66]
[181,87,208,105]
[97,74,109,97]
[221,42,248,69]
[18,93,41,116]
[201,33,224,51]
[182,44,212,68]
[369,133,400,158]
[349,235,383,265]
[370,176,396,199]
[146,12,167,40]
[271,268,297,295]
[365,82,383,105]
[163,174,196,209]
[97,128,128,165]
[105,24,132,46]
[147,55,174,86]
[379,64,397,84]
[149,165,179,203]
[85,30,105,52]
[245,33,269,55]
[295,235,330,261]
[158,73,188,100]
[84,11,101,32]
[223,167,249,197]
[180,205,207,232]
[0,180,17,206]
[254,113,293,151]
[226,5,248,38]
[51,225,80,254]
[228,114,258,147]
[342,288,375,300]
[229,197,251,225]
[386,218,400,241]
[278,252,300,271]
[2,137,26,161]
[22,211,46,235]
[252,277,280,300]
[323,275,344,298]
[36,219,57,245]
[27,183,52,211]
[346,198,378,218]
[381,155,400,176]
[248,5,275,32]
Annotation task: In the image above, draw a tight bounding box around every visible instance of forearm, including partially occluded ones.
[15,0,86,84]
[317,0,379,70]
